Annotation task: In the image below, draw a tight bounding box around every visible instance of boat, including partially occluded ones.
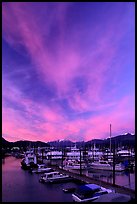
[87,143,103,161]
[39,171,72,183]
[30,164,52,174]
[46,151,62,160]
[66,144,103,161]
[62,159,87,170]
[63,163,87,170]
[72,183,113,202]
[117,150,135,158]
[90,160,125,172]
[21,150,37,170]
[66,145,82,161]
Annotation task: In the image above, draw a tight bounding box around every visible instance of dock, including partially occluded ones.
[51,166,135,199]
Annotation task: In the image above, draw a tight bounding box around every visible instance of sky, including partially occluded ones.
[2,2,135,142]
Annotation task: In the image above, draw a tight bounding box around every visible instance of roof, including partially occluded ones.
[79,184,101,192]
[85,184,101,190]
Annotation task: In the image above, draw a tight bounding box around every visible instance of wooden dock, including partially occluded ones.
[51,166,135,199]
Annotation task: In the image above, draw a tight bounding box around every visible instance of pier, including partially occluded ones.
[51,165,135,199]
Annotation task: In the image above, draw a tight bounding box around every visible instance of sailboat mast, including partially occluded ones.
[110,124,111,153]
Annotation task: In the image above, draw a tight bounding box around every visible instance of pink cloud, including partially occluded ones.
[2,94,135,142]
[2,3,79,96]
[67,92,91,112]
[83,95,135,141]
[3,2,117,99]
[2,78,68,142]
[63,95,134,142]
[2,3,134,142]
[2,72,134,142]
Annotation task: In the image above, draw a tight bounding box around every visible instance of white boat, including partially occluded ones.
[63,163,87,170]
[72,183,113,202]
[39,171,72,183]
[21,150,37,170]
[117,150,134,158]
[90,160,125,171]
[88,144,103,161]
[31,164,52,173]
[46,151,62,160]
[62,159,87,170]
[66,145,82,160]
[66,144,103,161]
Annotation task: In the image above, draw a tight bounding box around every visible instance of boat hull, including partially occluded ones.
[21,162,38,170]
[39,176,73,183]
[90,165,124,172]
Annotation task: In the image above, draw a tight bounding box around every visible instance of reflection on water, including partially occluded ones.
[70,168,135,190]
[2,158,5,164]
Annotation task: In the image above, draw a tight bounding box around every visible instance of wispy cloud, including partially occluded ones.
[2,2,135,142]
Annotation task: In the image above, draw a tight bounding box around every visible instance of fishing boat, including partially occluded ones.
[21,150,37,170]
[72,184,113,202]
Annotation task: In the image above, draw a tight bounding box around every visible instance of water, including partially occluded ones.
[2,157,135,202]
[70,168,135,190]
[2,157,81,202]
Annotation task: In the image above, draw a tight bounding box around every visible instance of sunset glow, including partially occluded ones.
[2,2,135,142]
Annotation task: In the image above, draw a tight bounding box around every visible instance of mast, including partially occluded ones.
[110,124,111,153]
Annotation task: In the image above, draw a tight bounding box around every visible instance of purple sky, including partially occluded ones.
[2,2,135,142]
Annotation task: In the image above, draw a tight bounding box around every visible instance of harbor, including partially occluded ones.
[2,153,135,202]
[2,132,135,202]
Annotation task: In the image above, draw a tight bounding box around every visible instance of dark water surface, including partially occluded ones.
[2,157,81,202]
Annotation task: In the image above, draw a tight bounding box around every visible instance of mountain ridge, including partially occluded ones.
[2,133,135,149]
